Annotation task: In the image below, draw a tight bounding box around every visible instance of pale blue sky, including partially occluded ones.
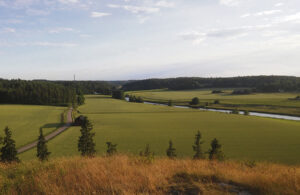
[0,0,300,80]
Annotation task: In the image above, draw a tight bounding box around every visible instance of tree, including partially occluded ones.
[106,142,117,156]
[207,138,225,161]
[168,100,173,107]
[0,127,19,163]
[190,97,199,105]
[166,140,176,159]
[78,117,96,157]
[193,131,205,159]
[37,128,51,161]
[244,110,249,115]
[77,90,85,106]
[112,90,124,100]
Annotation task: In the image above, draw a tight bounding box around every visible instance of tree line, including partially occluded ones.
[0,118,224,163]
[0,79,76,106]
[122,76,300,92]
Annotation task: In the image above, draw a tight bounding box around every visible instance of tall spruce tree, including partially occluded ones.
[106,142,117,156]
[78,117,96,157]
[207,138,225,161]
[0,127,19,163]
[193,131,205,159]
[37,128,51,161]
[166,140,177,159]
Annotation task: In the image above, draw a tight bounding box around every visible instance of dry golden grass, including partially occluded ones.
[0,155,299,194]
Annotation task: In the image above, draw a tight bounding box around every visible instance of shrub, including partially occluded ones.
[106,142,117,156]
[190,97,200,105]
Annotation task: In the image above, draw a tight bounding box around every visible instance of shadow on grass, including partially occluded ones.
[41,123,62,128]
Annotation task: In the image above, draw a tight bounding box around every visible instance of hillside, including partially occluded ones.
[0,155,299,194]
[122,76,300,92]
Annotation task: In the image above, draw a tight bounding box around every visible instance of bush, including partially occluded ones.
[212,90,223,94]
[190,97,200,105]
[214,100,220,104]
[231,109,239,114]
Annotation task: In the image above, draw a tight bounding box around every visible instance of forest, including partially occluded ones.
[122,76,300,92]
[0,79,76,106]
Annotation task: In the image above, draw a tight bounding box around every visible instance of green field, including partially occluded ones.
[20,95,300,164]
[128,89,300,116]
[0,105,66,148]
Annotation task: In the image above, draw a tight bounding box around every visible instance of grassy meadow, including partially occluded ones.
[20,95,300,164]
[1,155,299,194]
[0,105,66,148]
[128,89,300,116]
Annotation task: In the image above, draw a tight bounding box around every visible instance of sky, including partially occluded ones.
[0,0,300,80]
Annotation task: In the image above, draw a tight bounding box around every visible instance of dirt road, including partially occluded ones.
[17,108,73,154]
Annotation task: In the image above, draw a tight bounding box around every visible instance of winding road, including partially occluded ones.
[17,108,73,154]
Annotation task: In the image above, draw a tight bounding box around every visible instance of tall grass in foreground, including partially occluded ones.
[0,155,299,194]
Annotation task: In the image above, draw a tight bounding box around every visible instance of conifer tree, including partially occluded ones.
[166,140,176,159]
[0,127,19,163]
[193,131,205,159]
[37,128,51,161]
[78,117,96,157]
[106,142,117,156]
[207,138,225,161]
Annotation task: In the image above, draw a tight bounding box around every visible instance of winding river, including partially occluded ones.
[125,97,300,121]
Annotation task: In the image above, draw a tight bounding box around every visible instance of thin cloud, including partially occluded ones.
[179,25,273,44]
[90,12,111,18]
[33,42,77,47]
[219,0,240,7]
[274,3,284,7]
[108,4,160,14]
[49,27,75,34]
[241,10,282,18]
[2,27,16,33]
[155,1,175,8]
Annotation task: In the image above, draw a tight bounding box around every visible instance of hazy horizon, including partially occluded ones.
[1,0,300,80]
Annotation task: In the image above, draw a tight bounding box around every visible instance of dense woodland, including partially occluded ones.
[0,79,114,106]
[0,79,76,106]
[54,81,112,95]
[122,76,300,92]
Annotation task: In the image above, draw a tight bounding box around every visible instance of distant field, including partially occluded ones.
[20,95,300,164]
[128,89,300,116]
[0,105,66,148]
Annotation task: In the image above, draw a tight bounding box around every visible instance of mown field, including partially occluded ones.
[0,105,66,148]
[128,89,300,116]
[20,95,300,164]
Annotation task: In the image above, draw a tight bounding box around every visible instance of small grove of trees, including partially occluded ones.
[112,90,125,100]
[37,128,51,161]
[231,89,253,95]
[0,127,19,163]
[212,90,223,94]
[128,95,143,103]
[190,97,200,105]
[78,117,96,157]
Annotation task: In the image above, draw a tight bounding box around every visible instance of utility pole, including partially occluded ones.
[74,74,76,81]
